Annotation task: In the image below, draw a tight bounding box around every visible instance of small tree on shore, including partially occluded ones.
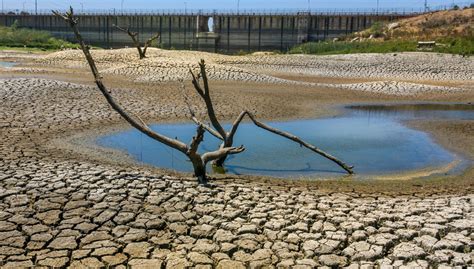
[53,7,354,184]
[113,24,159,59]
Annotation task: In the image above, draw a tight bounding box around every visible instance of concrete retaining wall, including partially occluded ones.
[0,13,410,52]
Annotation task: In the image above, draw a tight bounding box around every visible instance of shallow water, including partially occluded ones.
[0,61,17,68]
[97,104,473,178]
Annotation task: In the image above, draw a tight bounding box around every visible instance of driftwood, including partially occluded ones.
[53,7,244,185]
[113,24,160,59]
[188,60,355,175]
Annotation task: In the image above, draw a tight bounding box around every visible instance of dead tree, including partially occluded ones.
[53,7,244,185]
[187,60,355,175]
[113,24,160,59]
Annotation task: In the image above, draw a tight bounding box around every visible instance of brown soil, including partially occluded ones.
[354,8,473,39]
[392,8,474,38]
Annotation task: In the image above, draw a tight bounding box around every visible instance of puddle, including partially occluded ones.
[0,61,17,68]
[97,103,473,178]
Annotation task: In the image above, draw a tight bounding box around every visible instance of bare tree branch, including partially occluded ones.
[179,80,224,140]
[244,111,354,174]
[113,24,159,59]
[191,118,224,140]
[227,110,248,141]
[189,126,205,154]
[190,60,227,140]
[54,7,188,154]
[143,33,160,56]
[203,145,245,163]
[113,24,138,37]
[189,69,205,99]
[198,60,211,96]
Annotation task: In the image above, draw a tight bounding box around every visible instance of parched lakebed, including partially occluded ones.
[1,49,473,268]
[97,103,474,178]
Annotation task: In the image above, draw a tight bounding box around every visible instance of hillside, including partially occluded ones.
[291,8,473,55]
[354,8,473,40]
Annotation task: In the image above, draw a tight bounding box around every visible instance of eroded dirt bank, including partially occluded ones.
[0,49,473,268]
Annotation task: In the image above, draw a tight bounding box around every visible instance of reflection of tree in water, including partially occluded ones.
[225,162,344,176]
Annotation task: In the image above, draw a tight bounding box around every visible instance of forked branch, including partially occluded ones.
[179,81,224,140]
[114,24,160,59]
[188,60,355,175]
[143,33,160,56]
[190,60,227,139]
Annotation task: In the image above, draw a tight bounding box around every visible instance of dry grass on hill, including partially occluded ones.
[355,8,473,40]
[391,8,473,39]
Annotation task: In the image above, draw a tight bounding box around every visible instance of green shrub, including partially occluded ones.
[289,37,473,56]
[368,22,385,38]
[0,24,78,50]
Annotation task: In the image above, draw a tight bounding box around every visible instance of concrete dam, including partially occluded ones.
[0,12,413,52]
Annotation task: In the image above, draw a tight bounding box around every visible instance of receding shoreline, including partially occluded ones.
[2,49,473,193]
[52,103,471,184]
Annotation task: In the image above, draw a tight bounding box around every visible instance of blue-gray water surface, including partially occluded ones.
[97,104,474,177]
[0,61,17,68]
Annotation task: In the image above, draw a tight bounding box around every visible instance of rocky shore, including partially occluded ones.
[0,50,473,268]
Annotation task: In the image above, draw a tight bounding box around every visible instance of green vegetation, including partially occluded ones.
[0,21,78,51]
[367,22,384,38]
[290,37,474,56]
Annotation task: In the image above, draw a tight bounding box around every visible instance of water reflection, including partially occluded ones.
[347,103,474,120]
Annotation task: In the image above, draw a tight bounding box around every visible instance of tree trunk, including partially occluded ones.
[212,155,226,169]
[212,140,233,169]
[189,154,208,185]
[137,47,145,59]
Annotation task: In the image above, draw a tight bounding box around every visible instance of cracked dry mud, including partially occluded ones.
[29,48,473,96]
[0,49,473,268]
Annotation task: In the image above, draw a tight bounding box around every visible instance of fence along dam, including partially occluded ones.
[0,11,413,52]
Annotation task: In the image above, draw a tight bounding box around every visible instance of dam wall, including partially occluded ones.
[0,12,412,52]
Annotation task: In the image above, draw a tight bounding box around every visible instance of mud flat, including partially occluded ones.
[0,49,473,268]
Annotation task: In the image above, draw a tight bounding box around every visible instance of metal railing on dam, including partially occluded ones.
[0,10,416,53]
